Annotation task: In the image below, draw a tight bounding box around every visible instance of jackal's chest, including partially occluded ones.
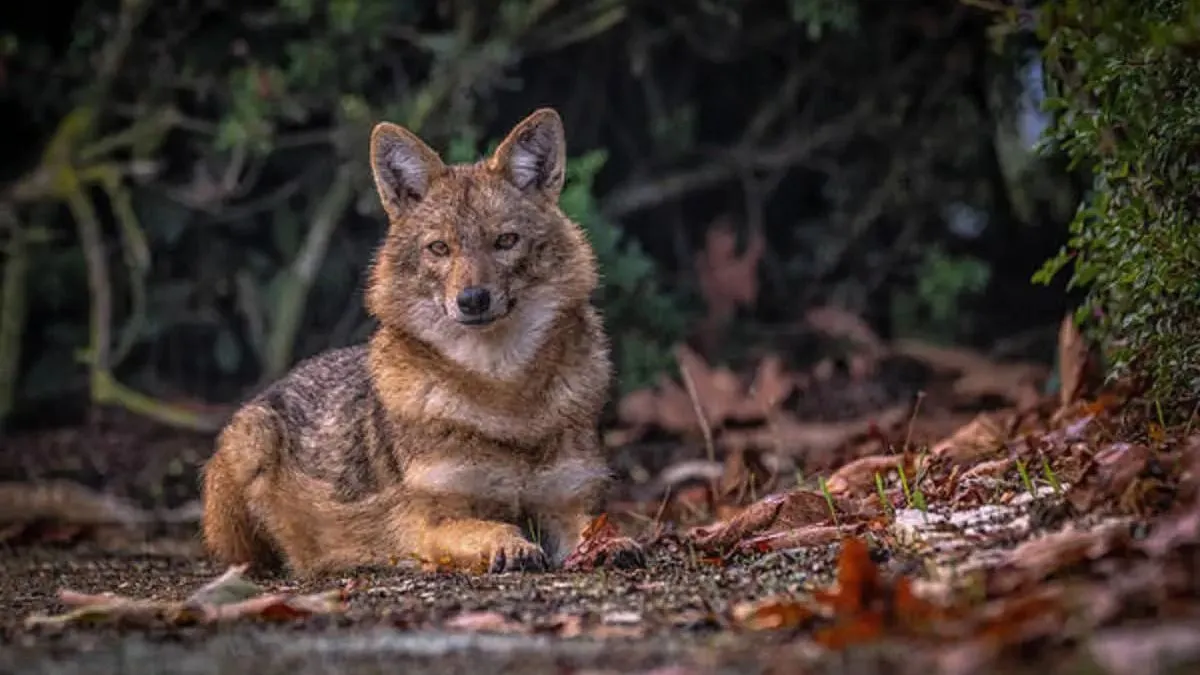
[402,453,608,509]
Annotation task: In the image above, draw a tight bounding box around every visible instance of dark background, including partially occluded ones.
[0,0,1082,434]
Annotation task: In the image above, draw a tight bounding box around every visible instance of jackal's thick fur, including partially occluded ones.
[201,109,639,576]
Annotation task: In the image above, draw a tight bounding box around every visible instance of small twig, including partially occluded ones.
[651,485,673,532]
[677,349,719,506]
[901,390,927,454]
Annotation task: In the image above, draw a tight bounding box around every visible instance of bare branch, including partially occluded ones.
[601,50,933,219]
[601,104,872,220]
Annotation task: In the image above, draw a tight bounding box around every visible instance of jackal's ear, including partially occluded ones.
[370,122,446,221]
[488,108,566,201]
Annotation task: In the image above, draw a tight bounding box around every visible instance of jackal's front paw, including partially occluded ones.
[488,536,549,573]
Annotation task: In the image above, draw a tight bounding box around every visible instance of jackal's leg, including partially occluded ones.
[417,518,549,573]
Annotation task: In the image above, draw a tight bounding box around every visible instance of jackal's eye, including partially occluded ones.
[494,232,519,250]
[426,241,450,257]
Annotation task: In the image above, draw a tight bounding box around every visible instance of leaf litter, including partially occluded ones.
[597,298,1200,672]
[23,564,347,629]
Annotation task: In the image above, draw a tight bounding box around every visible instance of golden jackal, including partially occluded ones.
[201,109,643,576]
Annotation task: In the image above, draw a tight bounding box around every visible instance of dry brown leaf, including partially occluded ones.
[952,365,1046,409]
[1137,438,1200,557]
[1058,312,1090,407]
[809,537,955,649]
[1066,442,1151,513]
[891,339,1048,408]
[686,490,836,551]
[561,513,646,571]
[614,377,698,436]
[746,353,796,412]
[695,219,764,325]
[185,564,264,606]
[1085,623,1200,675]
[930,413,1013,466]
[676,343,744,425]
[445,611,530,634]
[718,449,779,504]
[732,597,816,630]
[24,565,345,629]
[0,481,150,545]
[618,348,813,438]
[804,306,887,356]
[198,591,344,623]
[963,586,1069,655]
[890,340,999,373]
[987,522,1131,595]
[958,457,1016,481]
[720,405,910,460]
[540,612,585,638]
[615,388,661,430]
[824,455,913,497]
[737,524,844,553]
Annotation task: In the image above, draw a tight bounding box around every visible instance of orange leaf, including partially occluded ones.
[732,598,816,631]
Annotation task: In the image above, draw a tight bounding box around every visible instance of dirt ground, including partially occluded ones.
[3,397,1200,675]
[0,412,843,675]
[0,538,847,675]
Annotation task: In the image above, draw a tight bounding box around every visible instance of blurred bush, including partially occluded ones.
[1028,0,1200,407]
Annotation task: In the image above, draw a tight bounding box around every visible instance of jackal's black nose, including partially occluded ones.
[456,286,492,315]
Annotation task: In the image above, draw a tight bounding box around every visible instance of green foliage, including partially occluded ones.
[788,0,860,39]
[891,245,991,342]
[1030,0,1200,404]
[558,150,689,394]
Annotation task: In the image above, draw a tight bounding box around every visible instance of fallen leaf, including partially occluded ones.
[1066,442,1151,513]
[24,565,345,629]
[930,413,1013,466]
[732,597,816,630]
[695,218,764,327]
[617,348,800,437]
[445,611,529,634]
[986,522,1130,595]
[719,405,911,461]
[562,513,646,571]
[965,586,1069,652]
[1058,311,1090,408]
[1085,623,1200,675]
[890,340,1048,408]
[199,590,345,623]
[687,491,836,551]
[0,481,150,545]
[539,612,584,638]
[805,306,887,356]
[27,592,168,628]
[737,524,844,553]
[185,564,264,606]
[824,455,913,497]
[746,353,797,413]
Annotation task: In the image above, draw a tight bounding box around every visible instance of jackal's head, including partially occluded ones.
[365,109,599,371]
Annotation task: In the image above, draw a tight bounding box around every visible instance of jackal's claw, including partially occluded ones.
[489,539,549,574]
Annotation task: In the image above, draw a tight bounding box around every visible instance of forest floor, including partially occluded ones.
[2,312,1200,675]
